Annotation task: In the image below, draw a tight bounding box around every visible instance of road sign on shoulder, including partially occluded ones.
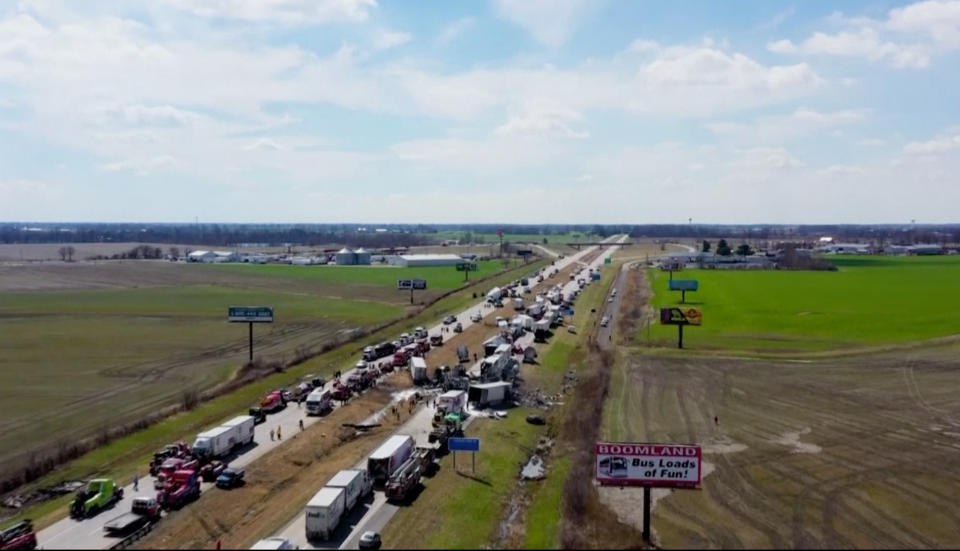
[228,306,274,323]
[669,279,699,291]
[456,262,478,272]
[448,437,480,452]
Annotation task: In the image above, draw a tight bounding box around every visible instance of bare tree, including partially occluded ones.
[58,246,67,261]
[169,246,180,259]
[66,246,75,261]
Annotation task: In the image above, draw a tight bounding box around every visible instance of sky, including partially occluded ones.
[1,0,959,224]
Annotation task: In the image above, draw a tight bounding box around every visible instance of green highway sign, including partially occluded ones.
[456,262,478,272]
[228,306,274,323]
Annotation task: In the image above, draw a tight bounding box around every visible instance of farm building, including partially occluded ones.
[212,251,239,262]
[390,254,464,267]
[187,250,216,263]
[354,248,372,265]
[335,247,356,265]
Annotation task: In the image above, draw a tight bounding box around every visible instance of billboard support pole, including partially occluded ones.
[681,289,686,303]
[642,486,651,545]
[248,322,254,362]
[678,324,684,349]
[410,286,414,305]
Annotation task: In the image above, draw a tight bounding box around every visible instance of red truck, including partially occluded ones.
[154,457,199,490]
[331,380,352,401]
[392,350,408,368]
[260,390,286,413]
[149,441,190,476]
[0,520,36,551]
[157,469,200,510]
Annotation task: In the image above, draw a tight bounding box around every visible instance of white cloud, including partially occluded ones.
[903,133,960,154]
[492,0,594,47]
[374,29,412,50]
[756,6,797,31]
[157,0,378,24]
[887,0,960,48]
[245,138,283,151]
[626,39,660,53]
[857,138,886,146]
[817,164,865,177]
[101,155,178,175]
[767,28,930,68]
[706,108,864,143]
[437,17,475,44]
[494,100,588,139]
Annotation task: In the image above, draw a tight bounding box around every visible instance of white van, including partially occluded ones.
[250,537,295,550]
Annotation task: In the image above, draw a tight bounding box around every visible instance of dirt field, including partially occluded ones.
[136,374,414,550]
[601,344,960,548]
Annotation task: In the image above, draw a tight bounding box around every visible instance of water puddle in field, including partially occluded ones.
[702,436,748,455]
[773,427,822,454]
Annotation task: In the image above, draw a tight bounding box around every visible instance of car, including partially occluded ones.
[248,407,266,424]
[611,289,617,297]
[470,312,482,322]
[358,531,382,550]
[216,467,245,489]
[443,315,457,325]
[567,325,577,334]
[600,317,610,327]
[526,414,546,426]
[608,297,614,303]
[453,322,462,333]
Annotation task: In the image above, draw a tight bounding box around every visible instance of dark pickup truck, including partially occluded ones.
[103,497,161,538]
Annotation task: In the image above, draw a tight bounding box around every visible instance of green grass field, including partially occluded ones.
[203,260,505,292]
[0,258,548,531]
[0,284,403,485]
[644,255,960,353]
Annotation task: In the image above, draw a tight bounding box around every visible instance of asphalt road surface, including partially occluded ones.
[37,237,624,550]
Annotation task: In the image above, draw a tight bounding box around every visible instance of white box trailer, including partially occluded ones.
[368,434,416,485]
[438,390,467,415]
[305,487,346,541]
[513,297,525,310]
[221,415,255,447]
[512,315,534,330]
[325,469,372,511]
[410,356,428,383]
[192,425,238,458]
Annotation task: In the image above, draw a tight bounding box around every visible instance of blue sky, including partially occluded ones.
[1,0,959,224]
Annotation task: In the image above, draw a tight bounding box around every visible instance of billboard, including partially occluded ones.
[448,437,480,452]
[668,279,699,291]
[659,307,702,326]
[456,262,478,272]
[397,279,428,290]
[228,306,274,323]
[595,442,701,488]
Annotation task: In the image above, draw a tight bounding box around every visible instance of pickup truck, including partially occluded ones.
[429,334,443,346]
[0,520,36,551]
[216,467,245,489]
[103,497,161,538]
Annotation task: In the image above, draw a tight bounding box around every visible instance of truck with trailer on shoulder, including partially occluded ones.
[367,434,416,486]
[192,416,254,460]
[325,469,372,511]
[305,487,346,541]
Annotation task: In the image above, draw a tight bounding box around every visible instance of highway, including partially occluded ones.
[276,236,627,550]
[37,237,623,550]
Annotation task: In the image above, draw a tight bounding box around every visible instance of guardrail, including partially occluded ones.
[108,521,156,550]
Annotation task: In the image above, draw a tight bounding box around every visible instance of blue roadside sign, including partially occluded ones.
[448,437,480,452]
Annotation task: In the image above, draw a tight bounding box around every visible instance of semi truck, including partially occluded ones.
[368,434,416,486]
[325,469,372,511]
[513,297,525,310]
[157,469,200,510]
[385,447,435,502]
[305,388,333,415]
[305,487,346,541]
[437,390,467,415]
[70,479,123,519]
[260,390,286,413]
[486,286,502,303]
[192,415,254,459]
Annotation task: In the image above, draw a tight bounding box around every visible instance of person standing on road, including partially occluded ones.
[299,419,304,431]
[269,429,274,441]
[133,473,139,492]
[277,426,282,440]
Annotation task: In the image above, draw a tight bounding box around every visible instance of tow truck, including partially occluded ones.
[157,469,200,510]
[385,447,436,502]
[103,497,161,538]
[149,442,190,476]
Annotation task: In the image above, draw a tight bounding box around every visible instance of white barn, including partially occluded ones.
[391,254,464,267]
